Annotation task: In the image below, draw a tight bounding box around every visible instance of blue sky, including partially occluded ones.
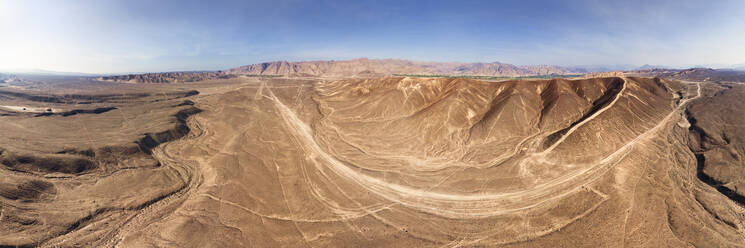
[2,0,744,73]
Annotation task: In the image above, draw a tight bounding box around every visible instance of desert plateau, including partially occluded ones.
[3,65,745,247]
[3,1,745,247]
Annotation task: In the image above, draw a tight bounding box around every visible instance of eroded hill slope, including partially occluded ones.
[2,76,744,247]
[118,76,743,247]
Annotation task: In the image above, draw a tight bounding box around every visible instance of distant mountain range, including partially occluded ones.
[583,68,745,82]
[225,58,587,77]
[10,59,745,83]
[226,59,745,78]
[6,60,745,79]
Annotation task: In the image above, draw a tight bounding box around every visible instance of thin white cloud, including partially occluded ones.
[2,0,745,73]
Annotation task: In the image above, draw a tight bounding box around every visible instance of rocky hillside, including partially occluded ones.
[98,71,236,83]
[226,58,585,77]
[6,75,745,247]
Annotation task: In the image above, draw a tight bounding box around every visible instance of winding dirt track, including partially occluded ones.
[96,78,736,247]
[264,80,701,218]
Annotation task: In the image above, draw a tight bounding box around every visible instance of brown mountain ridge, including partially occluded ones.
[225,58,585,77]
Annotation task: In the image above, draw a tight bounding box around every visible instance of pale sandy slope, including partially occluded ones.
[61,76,742,247]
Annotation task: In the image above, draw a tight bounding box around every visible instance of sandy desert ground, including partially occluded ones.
[1,75,745,247]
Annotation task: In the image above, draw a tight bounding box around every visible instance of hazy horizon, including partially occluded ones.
[3,0,745,74]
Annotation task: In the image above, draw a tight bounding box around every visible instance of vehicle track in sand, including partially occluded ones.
[93,115,208,248]
[265,81,701,219]
[67,80,701,246]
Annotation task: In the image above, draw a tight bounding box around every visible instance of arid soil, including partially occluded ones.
[1,75,744,247]
[686,82,745,210]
